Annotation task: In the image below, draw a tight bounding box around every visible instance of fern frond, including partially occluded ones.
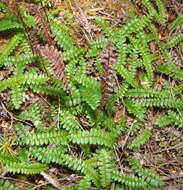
[100,41,117,107]
[124,88,171,98]
[124,99,146,121]
[128,157,165,187]
[0,72,48,92]
[0,17,23,32]
[156,64,183,80]
[4,162,48,174]
[127,129,152,150]
[155,111,183,127]
[51,22,75,51]
[0,32,24,60]
[75,75,101,109]
[154,114,172,127]
[10,86,24,109]
[95,17,113,38]
[77,176,91,190]
[0,180,19,190]
[169,14,183,32]
[115,64,139,88]
[30,148,100,187]
[155,0,167,24]
[39,44,70,91]
[70,129,116,147]
[0,152,19,165]
[20,130,68,145]
[112,170,148,189]
[0,53,38,66]
[98,149,115,188]
[116,83,129,99]
[167,33,183,49]
[134,97,183,108]
[60,110,81,133]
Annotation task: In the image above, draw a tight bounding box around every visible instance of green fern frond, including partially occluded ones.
[0,32,24,60]
[70,129,116,147]
[116,83,129,99]
[154,114,172,127]
[155,0,167,24]
[112,170,148,189]
[115,64,139,88]
[0,53,38,66]
[155,111,183,127]
[77,176,91,190]
[167,33,183,49]
[128,157,165,187]
[95,17,114,38]
[156,64,183,80]
[60,110,81,133]
[134,97,183,108]
[98,149,115,188]
[10,86,24,109]
[20,130,68,145]
[141,0,158,17]
[124,88,171,98]
[0,72,48,92]
[127,129,152,150]
[75,75,101,109]
[0,152,19,165]
[4,162,48,174]
[124,99,146,121]
[169,14,183,32]
[0,180,19,190]
[51,22,75,51]
[0,17,23,32]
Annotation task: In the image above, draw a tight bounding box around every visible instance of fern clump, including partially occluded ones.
[1,0,182,189]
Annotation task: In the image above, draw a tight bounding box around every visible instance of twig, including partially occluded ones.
[0,100,34,127]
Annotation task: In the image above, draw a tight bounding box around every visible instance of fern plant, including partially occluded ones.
[1,0,182,189]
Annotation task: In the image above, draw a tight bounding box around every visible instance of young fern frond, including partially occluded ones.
[10,85,24,109]
[127,129,152,150]
[100,41,117,107]
[128,157,165,187]
[39,44,70,91]
[124,99,146,121]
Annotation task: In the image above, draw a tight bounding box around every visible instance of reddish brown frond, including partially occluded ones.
[39,45,70,91]
[27,3,55,46]
[100,41,117,107]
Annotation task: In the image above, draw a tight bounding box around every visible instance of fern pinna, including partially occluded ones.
[1,0,183,189]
